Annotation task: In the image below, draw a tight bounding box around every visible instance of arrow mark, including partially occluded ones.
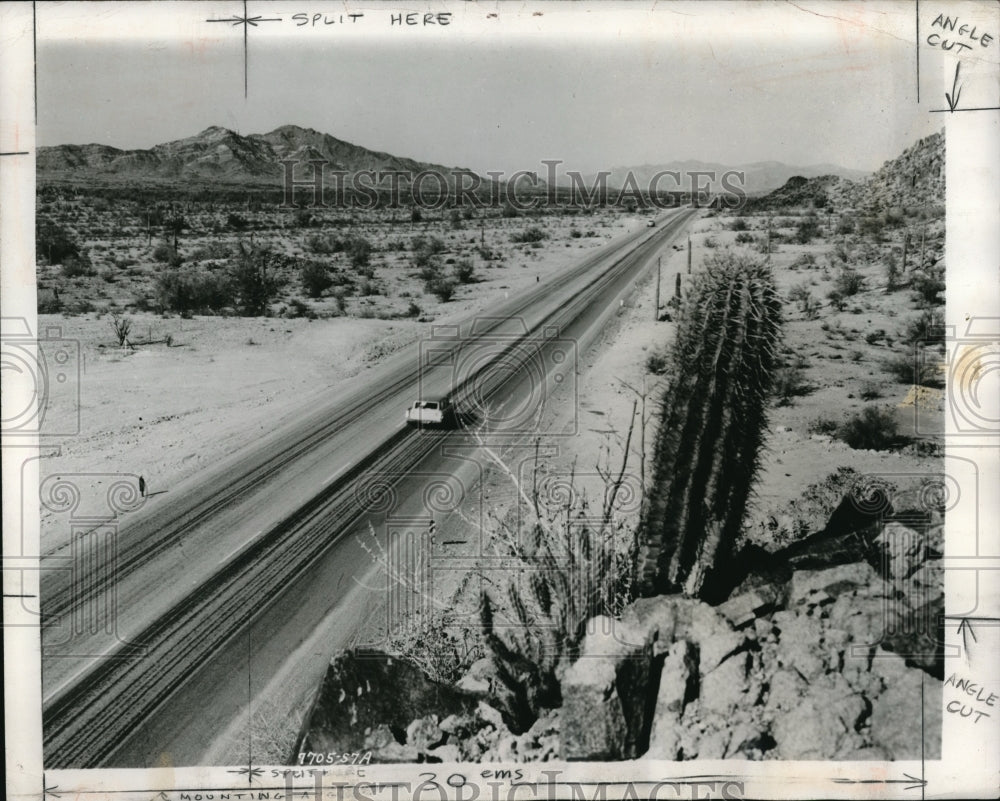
[945,62,963,112]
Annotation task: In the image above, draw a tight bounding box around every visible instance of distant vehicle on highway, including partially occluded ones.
[646,218,656,227]
[405,396,453,427]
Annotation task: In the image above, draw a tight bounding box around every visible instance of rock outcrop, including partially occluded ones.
[294,509,943,763]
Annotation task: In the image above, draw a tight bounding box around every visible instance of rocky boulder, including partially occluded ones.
[559,616,655,760]
[294,648,483,762]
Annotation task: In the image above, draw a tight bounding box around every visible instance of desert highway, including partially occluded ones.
[41,207,698,767]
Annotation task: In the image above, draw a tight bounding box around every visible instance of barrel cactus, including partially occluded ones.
[638,251,783,599]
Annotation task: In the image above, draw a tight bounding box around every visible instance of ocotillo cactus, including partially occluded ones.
[638,251,783,600]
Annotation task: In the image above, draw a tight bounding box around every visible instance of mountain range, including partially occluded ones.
[39,125,869,197]
[587,160,870,196]
[37,125,472,186]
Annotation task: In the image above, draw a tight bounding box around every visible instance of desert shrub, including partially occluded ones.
[884,253,900,292]
[189,241,232,262]
[37,219,81,264]
[292,209,316,228]
[306,233,344,255]
[300,260,333,298]
[703,236,718,249]
[406,300,422,318]
[511,226,547,244]
[387,610,483,685]
[417,260,442,282]
[478,450,638,731]
[410,207,423,223]
[836,216,855,235]
[226,213,248,231]
[832,241,852,264]
[910,263,945,307]
[807,416,839,436]
[108,312,132,346]
[885,350,944,387]
[729,217,749,231]
[884,207,905,228]
[790,253,817,270]
[859,381,882,400]
[773,364,811,406]
[412,237,447,272]
[287,298,314,318]
[827,289,846,311]
[901,308,946,347]
[859,215,886,241]
[411,234,446,256]
[453,258,475,284]
[735,231,755,244]
[569,228,582,239]
[344,235,373,270]
[157,267,231,315]
[794,215,821,244]
[645,350,669,375]
[788,283,819,318]
[865,329,886,345]
[834,267,866,296]
[152,242,183,267]
[228,242,284,316]
[166,214,187,237]
[38,290,64,314]
[425,276,457,302]
[68,299,95,315]
[837,406,903,451]
[61,253,95,278]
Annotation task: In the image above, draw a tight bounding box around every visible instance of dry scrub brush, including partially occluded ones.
[475,417,641,732]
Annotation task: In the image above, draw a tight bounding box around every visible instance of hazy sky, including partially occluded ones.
[36,1,943,175]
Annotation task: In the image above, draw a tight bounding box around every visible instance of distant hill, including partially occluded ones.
[37,125,474,187]
[744,130,944,212]
[584,160,869,197]
[742,174,854,211]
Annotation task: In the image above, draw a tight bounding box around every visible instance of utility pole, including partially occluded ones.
[901,231,909,274]
[654,256,661,322]
[675,272,681,298]
[687,235,692,274]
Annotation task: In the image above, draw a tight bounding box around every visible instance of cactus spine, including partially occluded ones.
[638,252,782,600]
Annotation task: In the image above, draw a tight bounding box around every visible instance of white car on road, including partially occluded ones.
[405,396,453,427]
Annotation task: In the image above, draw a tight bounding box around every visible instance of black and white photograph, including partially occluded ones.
[2,2,999,799]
